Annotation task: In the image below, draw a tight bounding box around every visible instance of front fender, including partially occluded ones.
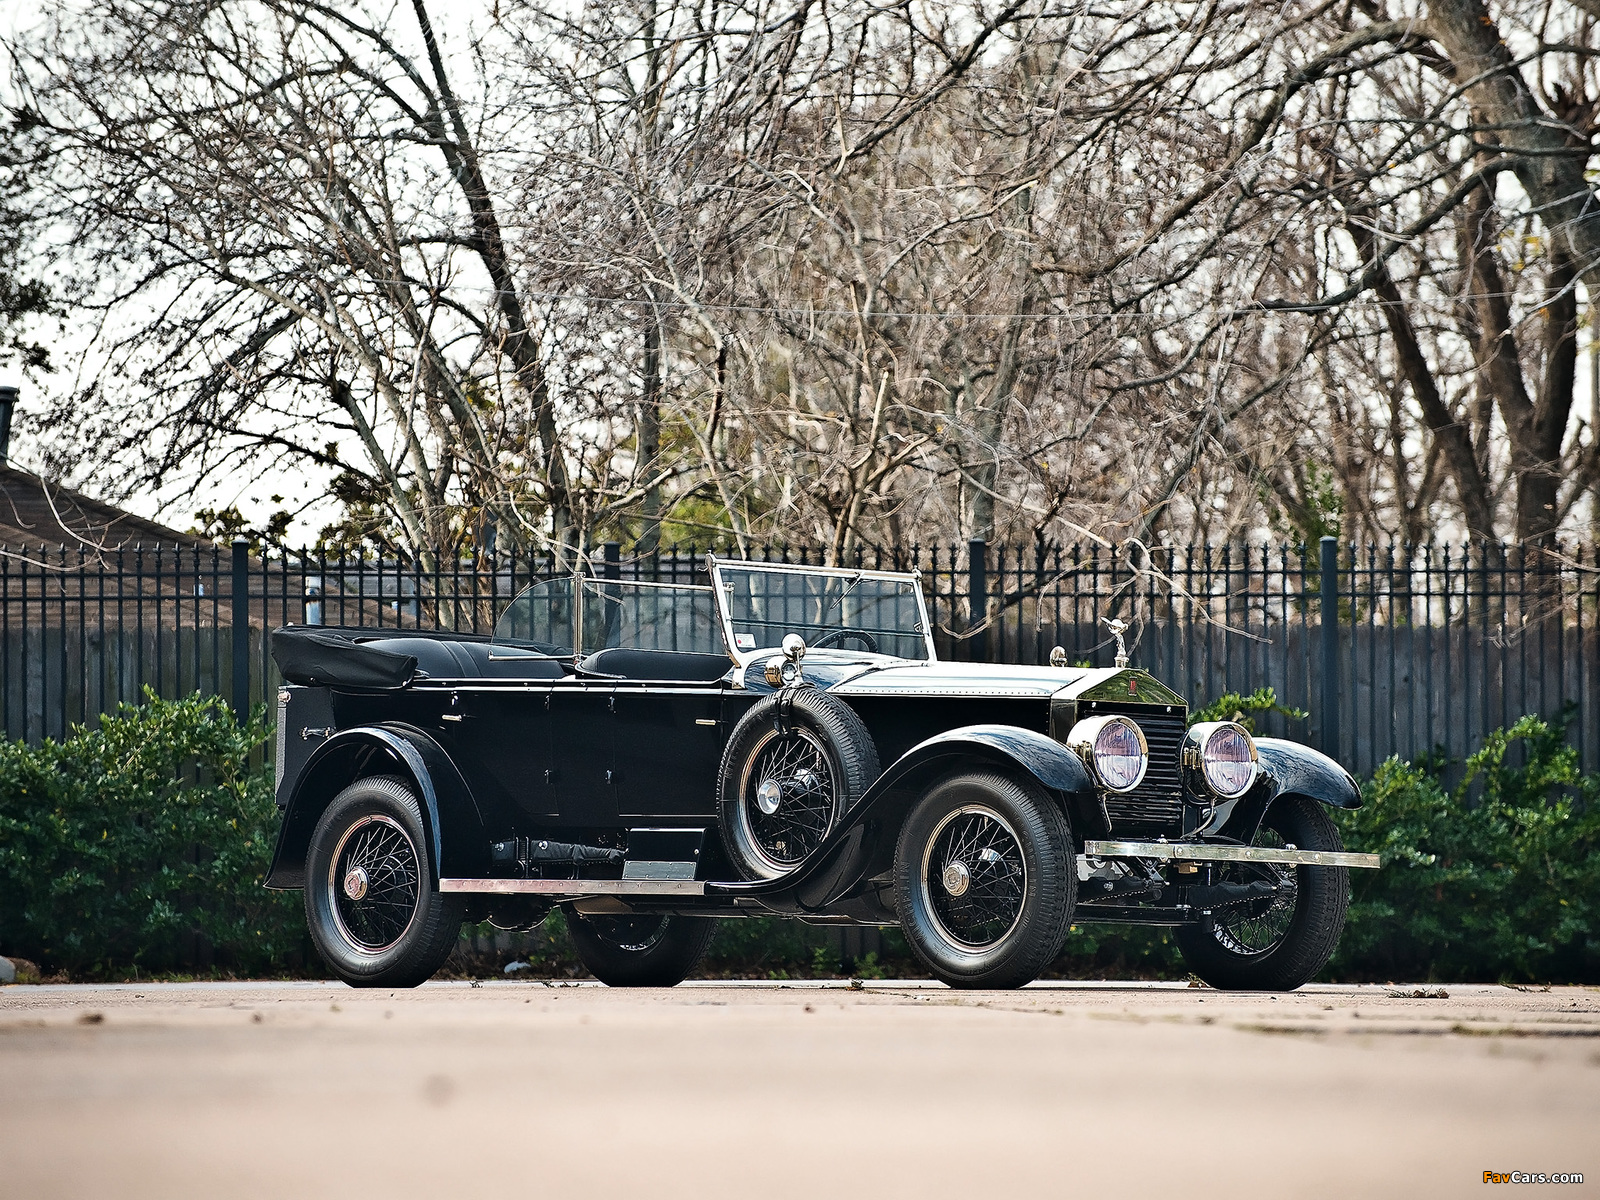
[1257,739,1362,808]
[1216,737,1361,844]
[264,723,486,889]
[710,723,1102,912]
[879,724,1097,798]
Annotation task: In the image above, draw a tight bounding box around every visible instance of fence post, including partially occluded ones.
[1319,535,1340,760]
[231,539,249,717]
[968,538,988,662]
[603,541,621,579]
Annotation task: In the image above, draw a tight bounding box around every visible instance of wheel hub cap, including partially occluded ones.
[942,861,971,897]
[342,866,369,901]
[756,779,784,815]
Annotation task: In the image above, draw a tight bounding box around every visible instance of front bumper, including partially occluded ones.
[1082,839,1380,870]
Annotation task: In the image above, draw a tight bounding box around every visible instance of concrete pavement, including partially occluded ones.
[1,979,1595,1198]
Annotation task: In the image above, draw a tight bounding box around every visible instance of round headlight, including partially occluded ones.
[763,656,799,688]
[1065,715,1148,793]
[1186,721,1259,798]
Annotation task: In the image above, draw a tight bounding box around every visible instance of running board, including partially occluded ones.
[439,878,707,897]
[1082,840,1380,869]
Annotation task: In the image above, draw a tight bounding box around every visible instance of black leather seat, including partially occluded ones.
[364,637,568,680]
[578,647,732,682]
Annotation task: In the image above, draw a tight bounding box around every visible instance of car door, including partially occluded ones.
[448,685,560,821]
[610,681,727,818]
[479,574,583,824]
[547,678,618,828]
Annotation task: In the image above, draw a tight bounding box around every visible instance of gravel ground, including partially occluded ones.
[1,979,1596,1199]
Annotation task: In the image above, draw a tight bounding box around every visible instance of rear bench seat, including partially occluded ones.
[362,637,569,680]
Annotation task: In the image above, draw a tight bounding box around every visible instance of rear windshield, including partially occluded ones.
[491,578,578,657]
[492,577,722,657]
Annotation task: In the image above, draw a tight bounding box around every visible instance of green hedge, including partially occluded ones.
[1,695,1596,983]
[1330,713,1600,983]
[0,692,305,977]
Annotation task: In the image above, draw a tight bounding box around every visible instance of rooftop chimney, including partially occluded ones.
[0,385,15,465]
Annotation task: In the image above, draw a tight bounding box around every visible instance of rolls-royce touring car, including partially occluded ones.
[267,557,1377,990]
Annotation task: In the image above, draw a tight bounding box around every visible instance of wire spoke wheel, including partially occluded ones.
[719,688,879,882]
[565,908,718,988]
[582,915,668,953]
[329,814,421,953]
[894,773,1073,990]
[1176,795,1351,992]
[1210,828,1297,957]
[738,726,840,873]
[305,777,466,989]
[921,804,1028,952]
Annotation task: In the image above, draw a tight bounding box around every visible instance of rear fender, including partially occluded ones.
[265,723,486,889]
[723,724,1104,912]
[1215,738,1362,844]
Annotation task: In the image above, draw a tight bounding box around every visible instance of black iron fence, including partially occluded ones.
[3,537,1596,777]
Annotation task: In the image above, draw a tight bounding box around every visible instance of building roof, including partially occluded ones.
[0,464,207,554]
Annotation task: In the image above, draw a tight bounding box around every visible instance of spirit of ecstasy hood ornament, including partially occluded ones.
[1102,616,1130,669]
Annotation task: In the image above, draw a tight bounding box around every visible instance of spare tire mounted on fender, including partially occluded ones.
[718,687,880,880]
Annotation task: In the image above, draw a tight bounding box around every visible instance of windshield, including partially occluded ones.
[712,562,932,663]
[492,576,722,658]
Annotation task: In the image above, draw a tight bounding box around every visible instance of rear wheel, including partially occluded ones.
[304,776,466,988]
[893,771,1075,989]
[565,909,717,987]
[1176,795,1350,991]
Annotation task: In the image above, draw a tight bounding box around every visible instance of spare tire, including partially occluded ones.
[717,687,880,880]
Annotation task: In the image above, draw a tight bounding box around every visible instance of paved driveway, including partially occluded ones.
[1,980,1595,1198]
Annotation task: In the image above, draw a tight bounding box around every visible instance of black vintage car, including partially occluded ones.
[267,557,1377,990]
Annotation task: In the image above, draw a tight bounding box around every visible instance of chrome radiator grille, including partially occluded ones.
[1090,704,1187,834]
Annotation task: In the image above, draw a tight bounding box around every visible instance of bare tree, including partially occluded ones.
[6,0,1599,561]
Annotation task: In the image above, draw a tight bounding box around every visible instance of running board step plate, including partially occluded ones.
[440,878,707,897]
[1082,840,1380,869]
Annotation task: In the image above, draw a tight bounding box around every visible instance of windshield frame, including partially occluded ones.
[706,555,936,667]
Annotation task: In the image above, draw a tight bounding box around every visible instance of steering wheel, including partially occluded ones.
[811,628,879,653]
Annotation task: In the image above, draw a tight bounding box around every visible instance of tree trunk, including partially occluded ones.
[1347,220,1496,541]
[638,315,663,555]
[1423,0,1600,297]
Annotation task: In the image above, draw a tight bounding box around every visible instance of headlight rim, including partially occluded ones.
[1064,714,1149,794]
[1184,720,1260,800]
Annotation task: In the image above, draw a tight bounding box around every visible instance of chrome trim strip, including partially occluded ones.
[1081,840,1380,869]
[439,877,707,896]
[834,681,1061,698]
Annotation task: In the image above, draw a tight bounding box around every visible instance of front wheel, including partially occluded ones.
[1176,795,1350,991]
[565,909,717,987]
[304,775,466,988]
[893,771,1075,989]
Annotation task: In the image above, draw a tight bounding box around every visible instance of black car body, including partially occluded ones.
[268,557,1377,990]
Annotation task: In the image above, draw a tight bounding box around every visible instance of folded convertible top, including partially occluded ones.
[272,628,417,690]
